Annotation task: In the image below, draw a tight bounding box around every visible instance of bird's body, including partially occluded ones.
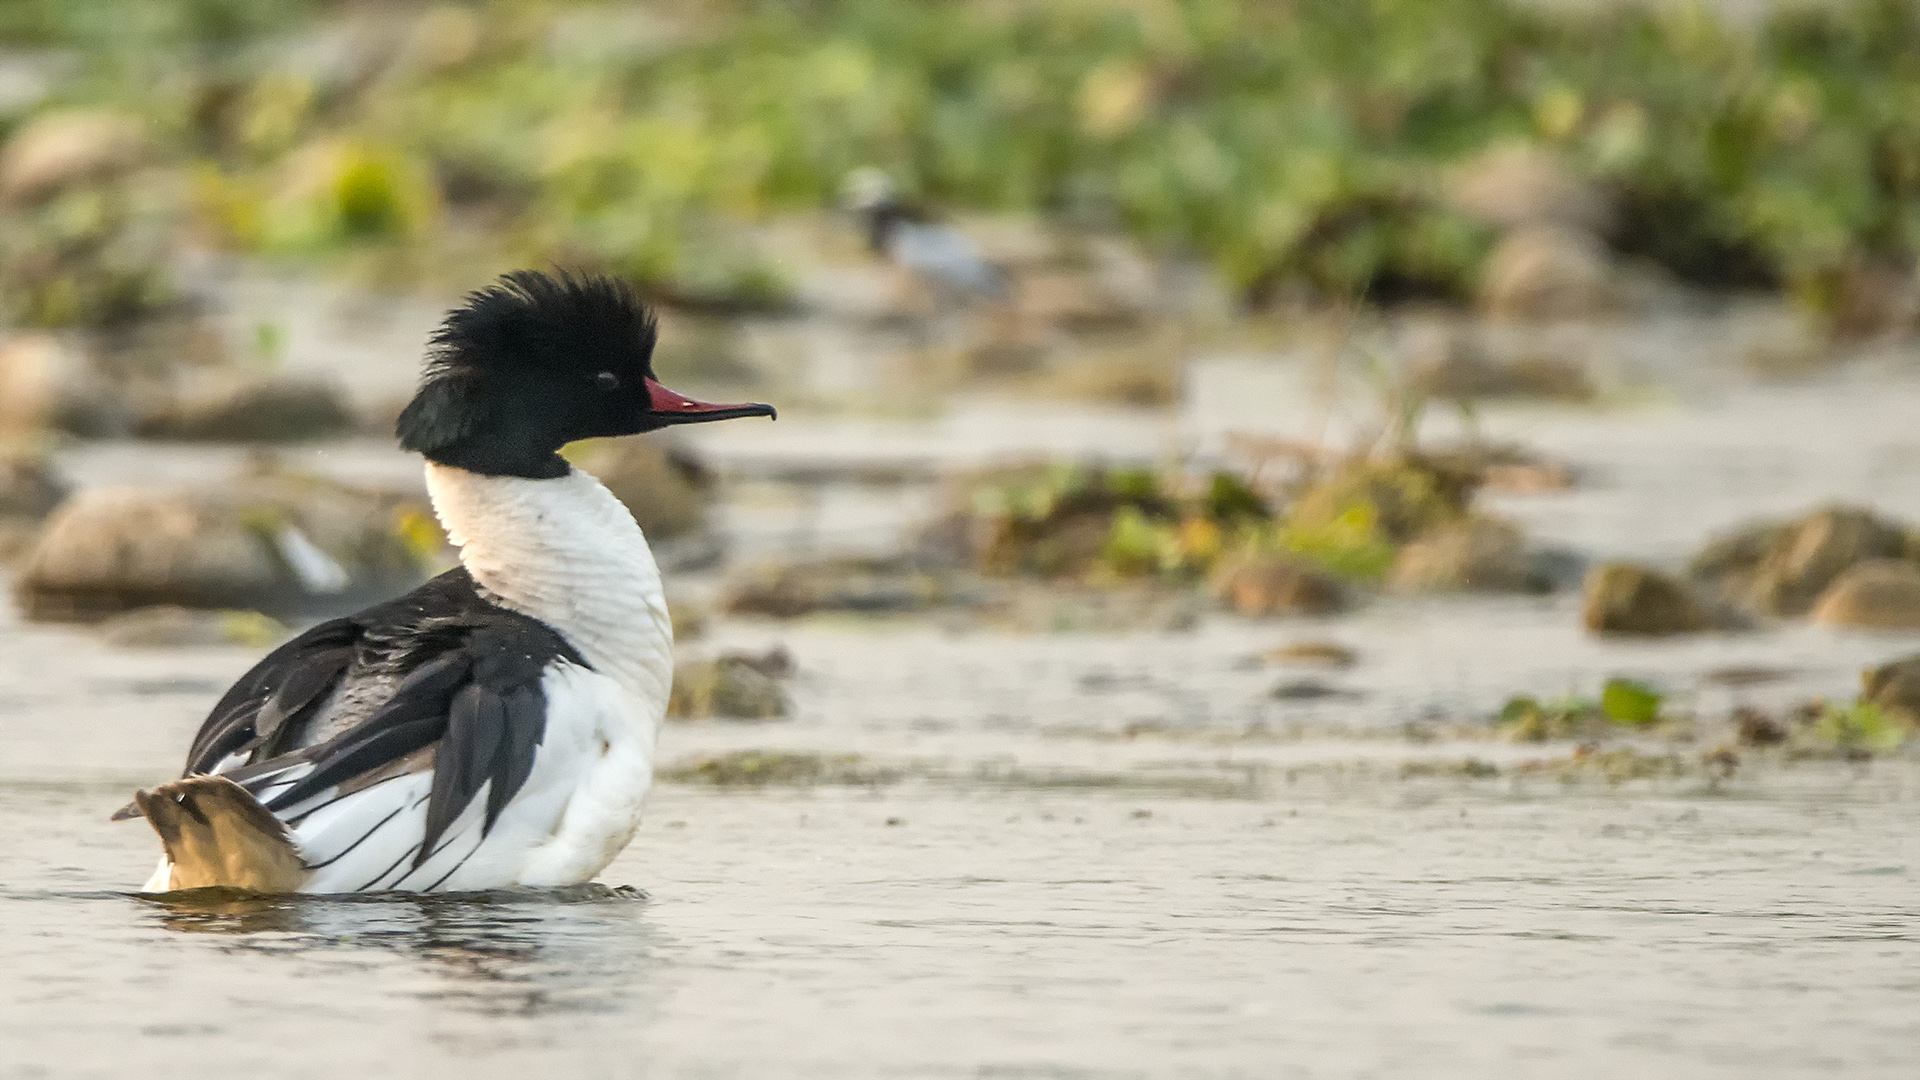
[123,271,773,894]
[844,167,1006,302]
[883,217,1005,299]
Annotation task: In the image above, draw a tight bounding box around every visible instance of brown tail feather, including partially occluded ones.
[131,776,308,893]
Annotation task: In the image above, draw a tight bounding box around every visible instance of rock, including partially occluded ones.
[1388,515,1536,593]
[1810,259,1920,341]
[15,474,434,621]
[1703,665,1793,687]
[0,333,119,438]
[0,450,67,566]
[1693,505,1912,616]
[1753,509,1911,615]
[1581,562,1708,635]
[724,556,969,618]
[0,110,146,205]
[570,438,710,541]
[1412,337,1593,402]
[97,606,288,649]
[0,450,65,520]
[667,651,793,720]
[135,377,358,442]
[1478,226,1616,321]
[1209,553,1346,617]
[1270,678,1360,701]
[1861,653,1920,724]
[1809,559,1920,630]
[1446,143,1610,234]
[1264,640,1357,668]
[1731,706,1790,747]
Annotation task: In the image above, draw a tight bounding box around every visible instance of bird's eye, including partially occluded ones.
[596,372,620,391]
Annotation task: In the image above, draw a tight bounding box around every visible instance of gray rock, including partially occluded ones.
[668,650,794,720]
[135,377,358,442]
[1209,553,1347,617]
[0,110,145,206]
[1479,226,1616,321]
[1861,653,1920,725]
[0,333,119,438]
[1692,505,1912,617]
[1582,562,1708,636]
[1388,515,1537,593]
[1810,559,1920,630]
[0,450,65,520]
[15,473,435,621]
[1446,143,1610,235]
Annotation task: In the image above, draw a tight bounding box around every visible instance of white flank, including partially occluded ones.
[278,661,653,892]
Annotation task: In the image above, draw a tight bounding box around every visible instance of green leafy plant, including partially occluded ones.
[1600,678,1664,726]
[1815,702,1907,755]
[1496,694,1602,741]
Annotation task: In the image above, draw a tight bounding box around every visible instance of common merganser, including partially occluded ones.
[115,270,774,893]
[842,167,1007,301]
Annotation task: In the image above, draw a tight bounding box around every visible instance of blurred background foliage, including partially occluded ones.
[1,0,1917,320]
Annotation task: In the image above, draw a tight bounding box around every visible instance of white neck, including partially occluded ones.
[424,462,673,721]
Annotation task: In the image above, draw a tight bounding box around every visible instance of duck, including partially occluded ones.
[842,167,1007,302]
[114,269,775,893]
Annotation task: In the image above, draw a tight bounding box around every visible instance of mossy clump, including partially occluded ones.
[668,651,794,721]
[660,750,894,787]
[954,451,1505,594]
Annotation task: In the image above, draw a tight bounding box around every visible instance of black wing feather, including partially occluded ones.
[169,568,588,870]
[489,686,546,828]
[184,620,360,775]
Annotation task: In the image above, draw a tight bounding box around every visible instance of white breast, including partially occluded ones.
[425,461,675,706]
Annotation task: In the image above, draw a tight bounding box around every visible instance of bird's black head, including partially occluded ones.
[396,270,775,478]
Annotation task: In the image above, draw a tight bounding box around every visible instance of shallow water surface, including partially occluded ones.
[4,771,1917,1078]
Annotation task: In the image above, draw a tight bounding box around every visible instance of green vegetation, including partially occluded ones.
[1599,677,1663,726]
[1814,701,1908,755]
[965,453,1477,586]
[1497,679,1670,740]
[1496,693,1604,742]
[3,0,1919,316]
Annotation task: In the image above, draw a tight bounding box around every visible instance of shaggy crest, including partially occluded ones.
[424,269,658,387]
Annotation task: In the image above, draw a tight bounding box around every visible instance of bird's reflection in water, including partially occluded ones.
[136,885,660,1018]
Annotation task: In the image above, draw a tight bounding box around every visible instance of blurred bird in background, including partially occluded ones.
[842,167,1007,304]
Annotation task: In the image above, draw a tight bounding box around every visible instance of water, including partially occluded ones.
[5,775,1917,1078]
